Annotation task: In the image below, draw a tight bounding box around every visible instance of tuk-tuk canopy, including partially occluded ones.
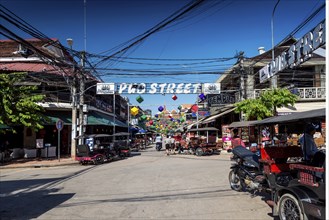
[251,108,325,125]
[188,127,218,132]
[228,121,257,128]
[75,134,111,139]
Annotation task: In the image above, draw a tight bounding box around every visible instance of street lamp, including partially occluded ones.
[271,0,280,88]
[67,38,77,159]
[67,38,73,49]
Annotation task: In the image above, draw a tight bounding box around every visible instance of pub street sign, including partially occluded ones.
[97,83,221,95]
[259,19,326,83]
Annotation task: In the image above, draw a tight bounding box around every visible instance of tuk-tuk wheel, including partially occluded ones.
[94,155,104,165]
[195,147,203,156]
[278,193,305,220]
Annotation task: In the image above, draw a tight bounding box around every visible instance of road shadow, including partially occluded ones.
[0,166,99,219]
[0,179,74,220]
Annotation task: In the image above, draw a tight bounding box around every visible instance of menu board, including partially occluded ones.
[241,127,249,142]
[222,125,231,138]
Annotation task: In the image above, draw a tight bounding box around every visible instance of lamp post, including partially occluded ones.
[67,38,77,159]
[271,0,280,88]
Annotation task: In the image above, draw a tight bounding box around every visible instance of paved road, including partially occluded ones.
[0,145,273,219]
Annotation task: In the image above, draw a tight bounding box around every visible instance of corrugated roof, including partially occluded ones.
[0,63,72,75]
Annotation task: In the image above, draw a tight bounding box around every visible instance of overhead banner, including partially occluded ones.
[259,19,326,83]
[97,83,221,94]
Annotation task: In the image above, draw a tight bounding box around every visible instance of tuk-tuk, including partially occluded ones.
[110,132,131,157]
[134,133,147,150]
[252,108,326,220]
[75,134,112,165]
[184,127,222,156]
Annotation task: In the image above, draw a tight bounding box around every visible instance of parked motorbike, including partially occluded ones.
[229,146,268,193]
[155,142,162,151]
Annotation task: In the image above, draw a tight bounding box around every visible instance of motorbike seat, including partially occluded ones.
[232,146,259,168]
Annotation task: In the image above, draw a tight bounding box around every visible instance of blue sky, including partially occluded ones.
[1,0,326,115]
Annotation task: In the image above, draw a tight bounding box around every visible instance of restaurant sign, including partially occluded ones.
[207,93,235,107]
[259,19,326,83]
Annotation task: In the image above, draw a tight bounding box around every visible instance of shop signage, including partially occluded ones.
[203,83,221,94]
[259,19,326,83]
[96,83,115,94]
[207,93,235,107]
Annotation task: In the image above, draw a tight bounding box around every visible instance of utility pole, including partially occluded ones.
[71,75,77,159]
[271,0,280,88]
[67,38,77,160]
[238,51,246,101]
[113,92,116,142]
[79,51,86,145]
[238,51,246,121]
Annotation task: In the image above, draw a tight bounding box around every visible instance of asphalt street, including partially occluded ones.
[0,145,273,219]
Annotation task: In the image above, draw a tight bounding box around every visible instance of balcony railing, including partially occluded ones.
[253,87,326,100]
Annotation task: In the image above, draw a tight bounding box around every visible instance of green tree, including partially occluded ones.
[0,72,47,132]
[234,88,298,120]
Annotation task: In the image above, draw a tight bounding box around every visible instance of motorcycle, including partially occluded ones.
[229,146,268,193]
[155,142,162,151]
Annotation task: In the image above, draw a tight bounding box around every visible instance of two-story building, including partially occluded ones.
[0,38,128,156]
[202,37,326,138]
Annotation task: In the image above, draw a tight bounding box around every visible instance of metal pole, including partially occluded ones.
[58,129,61,162]
[113,93,116,143]
[271,0,280,88]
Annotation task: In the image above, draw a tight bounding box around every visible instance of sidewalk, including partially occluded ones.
[0,156,79,169]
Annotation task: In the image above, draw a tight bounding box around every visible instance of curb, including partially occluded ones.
[0,161,79,169]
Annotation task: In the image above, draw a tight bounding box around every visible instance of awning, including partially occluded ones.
[252,108,326,125]
[88,111,128,127]
[187,119,206,129]
[0,124,11,129]
[202,108,236,124]
[228,120,258,128]
[43,111,127,127]
[44,111,72,125]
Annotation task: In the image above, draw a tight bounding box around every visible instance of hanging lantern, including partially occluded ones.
[170,118,175,121]
[140,115,147,121]
[158,106,164,112]
[155,114,158,118]
[130,107,139,116]
[172,94,177,101]
[199,93,206,101]
[178,105,182,110]
[149,120,153,125]
[191,104,198,113]
[136,95,144,103]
